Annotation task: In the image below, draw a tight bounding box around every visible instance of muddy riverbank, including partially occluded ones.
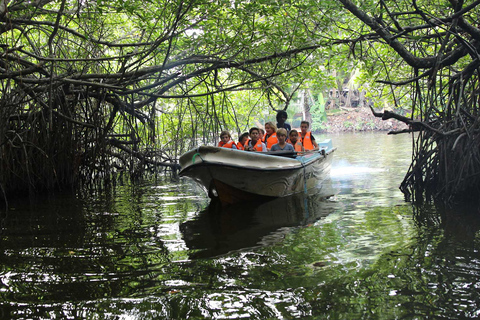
[320,107,409,133]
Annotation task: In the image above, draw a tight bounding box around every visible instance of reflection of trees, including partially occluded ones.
[4,183,480,318]
[308,205,480,318]
[187,204,480,319]
[0,182,201,318]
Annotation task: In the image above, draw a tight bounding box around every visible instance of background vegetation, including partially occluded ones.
[1,0,480,206]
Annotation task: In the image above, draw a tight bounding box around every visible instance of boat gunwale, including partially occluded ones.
[179,148,335,176]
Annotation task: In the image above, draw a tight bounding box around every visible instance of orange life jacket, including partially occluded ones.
[236,141,245,150]
[290,141,303,152]
[218,140,235,148]
[244,138,251,146]
[300,132,314,150]
[245,139,264,151]
[264,133,278,149]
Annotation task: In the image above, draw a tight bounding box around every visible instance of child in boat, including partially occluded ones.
[244,127,266,152]
[259,128,265,142]
[263,121,278,150]
[288,129,304,152]
[236,132,249,150]
[217,130,237,149]
[271,128,294,152]
[299,121,319,151]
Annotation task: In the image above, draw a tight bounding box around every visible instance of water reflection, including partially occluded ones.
[349,204,480,319]
[416,203,480,240]
[2,133,480,319]
[181,189,339,259]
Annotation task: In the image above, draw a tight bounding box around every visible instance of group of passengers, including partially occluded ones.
[217,111,319,152]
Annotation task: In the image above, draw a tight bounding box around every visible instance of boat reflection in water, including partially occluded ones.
[180,185,338,259]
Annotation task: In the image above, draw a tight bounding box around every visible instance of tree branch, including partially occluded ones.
[337,0,470,69]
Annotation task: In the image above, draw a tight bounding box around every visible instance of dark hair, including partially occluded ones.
[239,132,249,142]
[300,120,310,127]
[249,127,260,134]
[276,110,288,122]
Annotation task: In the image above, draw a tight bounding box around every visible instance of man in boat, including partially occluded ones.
[218,131,237,149]
[244,127,267,152]
[299,121,319,151]
[276,110,291,134]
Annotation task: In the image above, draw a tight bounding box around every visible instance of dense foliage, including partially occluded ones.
[334,0,480,204]
[0,0,347,198]
[2,0,480,205]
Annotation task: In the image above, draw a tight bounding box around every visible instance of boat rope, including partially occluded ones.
[191,152,203,164]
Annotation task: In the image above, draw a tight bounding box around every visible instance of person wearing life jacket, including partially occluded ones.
[259,128,265,142]
[263,122,279,150]
[299,121,319,151]
[244,127,266,152]
[218,130,237,149]
[288,129,304,152]
[271,128,294,152]
[236,132,249,150]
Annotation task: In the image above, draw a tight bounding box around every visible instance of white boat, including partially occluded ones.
[179,139,336,205]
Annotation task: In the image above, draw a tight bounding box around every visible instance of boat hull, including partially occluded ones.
[179,141,335,205]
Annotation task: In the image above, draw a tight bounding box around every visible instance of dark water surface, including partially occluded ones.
[2,132,480,319]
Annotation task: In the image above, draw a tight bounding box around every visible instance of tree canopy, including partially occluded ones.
[2,0,479,205]
[0,0,341,198]
[333,0,480,204]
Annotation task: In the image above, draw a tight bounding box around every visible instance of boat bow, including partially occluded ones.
[179,140,335,204]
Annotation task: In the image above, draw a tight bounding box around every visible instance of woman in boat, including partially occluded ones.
[288,129,304,152]
[299,121,319,151]
[263,122,278,150]
[271,128,294,152]
[244,127,267,152]
[276,110,291,134]
[236,132,249,150]
[217,131,237,149]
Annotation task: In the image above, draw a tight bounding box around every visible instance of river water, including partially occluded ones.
[2,132,480,319]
